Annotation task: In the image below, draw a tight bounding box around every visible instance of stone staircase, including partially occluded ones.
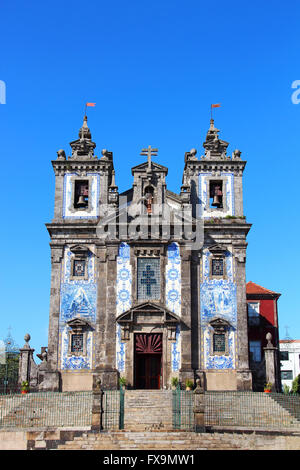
[55,429,300,451]
[124,390,173,431]
[205,392,300,429]
[55,430,245,450]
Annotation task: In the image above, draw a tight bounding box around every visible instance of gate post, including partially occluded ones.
[18,334,37,389]
[119,386,125,430]
[91,376,104,431]
[264,333,281,392]
[193,378,206,432]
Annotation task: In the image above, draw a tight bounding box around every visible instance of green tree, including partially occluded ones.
[291,374,300,394]
[0,353,19,392]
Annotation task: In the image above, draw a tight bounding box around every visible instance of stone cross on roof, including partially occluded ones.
[140,145,158,172]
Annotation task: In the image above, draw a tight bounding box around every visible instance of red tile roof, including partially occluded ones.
[246,281,281,296]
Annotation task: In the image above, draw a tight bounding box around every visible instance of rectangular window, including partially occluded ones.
[74,180,89,209]
[248,302,260,326]
[211,258,224,276]
[73,259,86,277]
[213,333,226,353]
[280,351,289,361]
[137,258,160,300]
[281,370,293,380]
[71,334,83,353]
[249,340,261,362]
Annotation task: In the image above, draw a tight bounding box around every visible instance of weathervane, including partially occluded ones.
[140,145,158,172]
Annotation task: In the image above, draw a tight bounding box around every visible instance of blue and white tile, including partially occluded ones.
[200,248,237,369]
[203,327,235,370]
[165,243,182,371]
[165,242,181,316]
[116,242,132,372]
[198,172,235,218]
[60,327,93,370]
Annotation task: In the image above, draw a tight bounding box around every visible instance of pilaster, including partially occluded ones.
[47,245,63,370]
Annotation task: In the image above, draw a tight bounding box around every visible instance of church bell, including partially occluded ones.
[211,185,223,208]
[77,195,88,207]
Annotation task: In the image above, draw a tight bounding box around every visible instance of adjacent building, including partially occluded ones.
[246,281,281,391]
[279,340,300,391]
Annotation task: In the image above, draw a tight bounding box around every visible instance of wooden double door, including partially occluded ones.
[134,333,162,389]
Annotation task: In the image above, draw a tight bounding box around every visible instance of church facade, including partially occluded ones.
[46,116,252,391]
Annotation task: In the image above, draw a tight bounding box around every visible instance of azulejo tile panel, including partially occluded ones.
[59,248,97,370]
[63,173,100,219]
[166,242,181,316]
[60,327,93,370]
[200,248,237,370]
[60,249,97,323]
[166,243,181,372]
[171,325,181,372]
[198,172,235,218]
[116,242,132,372]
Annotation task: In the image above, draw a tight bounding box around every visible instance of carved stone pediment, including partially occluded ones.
[69,245,91,255]
[209,317,231,330]
[131,162,168,174]
[67,317,91,331]
[207,244,227,255]
[117,302,181,326]
[116,302,181,341]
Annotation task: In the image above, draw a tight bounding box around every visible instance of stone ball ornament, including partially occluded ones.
[24,333,31,343]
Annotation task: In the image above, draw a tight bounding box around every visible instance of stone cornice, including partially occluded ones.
[204,221,252,235]
[51,159,113,176]
[185,159,247,176]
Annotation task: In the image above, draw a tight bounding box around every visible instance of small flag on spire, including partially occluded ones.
[86,102,96,107]
[210,103,221,119]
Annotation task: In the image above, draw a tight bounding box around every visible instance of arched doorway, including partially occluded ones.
[134,333,162,389]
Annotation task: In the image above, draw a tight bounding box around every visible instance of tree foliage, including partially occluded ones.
[291,374,300,394]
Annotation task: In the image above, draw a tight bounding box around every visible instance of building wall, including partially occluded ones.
[280,341,300,390]
[247,298,279,362]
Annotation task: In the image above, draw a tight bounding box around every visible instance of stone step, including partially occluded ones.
[55,431,256,450]
[123,390,173,431]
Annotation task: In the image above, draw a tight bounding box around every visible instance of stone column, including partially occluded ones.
[264,333,280,392]
[47,245,64,372]
[193,378,206,432]
[19,334,34,386]
[234,246,252,390]
[91,375,104,431]
[94,244,119,389]
[179,247,194,384]
[53,172,64,220]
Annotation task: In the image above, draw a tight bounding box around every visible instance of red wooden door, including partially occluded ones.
[135,334,162,389]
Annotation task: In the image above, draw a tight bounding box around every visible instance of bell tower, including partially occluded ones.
[46,116,118,390]
[183,119,252,391]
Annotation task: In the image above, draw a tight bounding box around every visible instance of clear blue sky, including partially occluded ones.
[1,0,300,355]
